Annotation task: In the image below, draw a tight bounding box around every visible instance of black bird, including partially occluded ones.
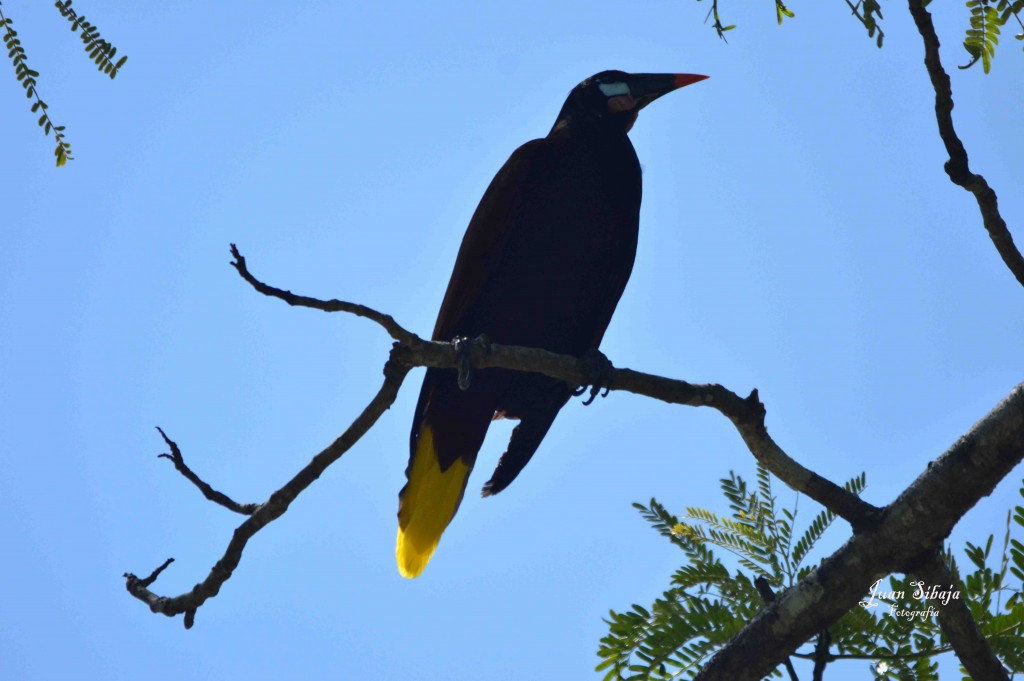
[397,70,708,577]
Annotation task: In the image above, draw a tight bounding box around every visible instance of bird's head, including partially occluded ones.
[551,70,708,135]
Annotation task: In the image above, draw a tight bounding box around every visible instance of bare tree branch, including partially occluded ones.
[231,246,878,527]
[126,247,877,626]
[124,351,412,627]
[155,426,259,516]
[229,243,419,345]
[913,553,1010,680]
[128,247,1023,651]
[907,0,1024,289]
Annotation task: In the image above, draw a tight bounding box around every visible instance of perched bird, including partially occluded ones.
[397,70,708,578]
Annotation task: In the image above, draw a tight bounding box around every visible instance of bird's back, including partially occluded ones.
[442,128,642,355]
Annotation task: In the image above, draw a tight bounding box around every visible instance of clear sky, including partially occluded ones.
[2,1,1023,680]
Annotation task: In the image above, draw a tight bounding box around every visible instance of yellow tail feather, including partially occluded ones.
[396,426,471,578]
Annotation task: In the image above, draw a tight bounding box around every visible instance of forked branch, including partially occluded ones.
[127,247,1022,651]
[125,348,412,627]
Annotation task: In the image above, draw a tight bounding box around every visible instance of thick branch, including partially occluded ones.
[913,553,1010,680]
[691,382,1024,681]
[908,0,1024,289]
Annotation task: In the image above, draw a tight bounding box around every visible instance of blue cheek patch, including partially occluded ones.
[598,82,630,97]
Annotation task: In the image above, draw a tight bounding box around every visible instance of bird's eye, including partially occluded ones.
[598,82,630,97]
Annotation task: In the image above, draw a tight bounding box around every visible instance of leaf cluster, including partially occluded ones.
[597,466,1024,679]
[1,9,70,165]
[694,0,1024,71]
[846,0,886,48]
[55,0,127,78]
[698,0,793,41]
[2,0,126,166]
[961,0,1024,73]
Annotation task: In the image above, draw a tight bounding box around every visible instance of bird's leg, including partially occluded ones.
[572,348,613,406]
[452,335,490,391]
[452,336,473,390]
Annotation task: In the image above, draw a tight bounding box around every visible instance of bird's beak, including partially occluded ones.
[628,73,709,110]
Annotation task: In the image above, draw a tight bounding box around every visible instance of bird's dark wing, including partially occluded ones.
[410,136,551,465]
[431,138,549,341]
[398,138,550,578]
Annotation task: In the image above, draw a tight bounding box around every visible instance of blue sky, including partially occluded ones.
[2,1,1022,679]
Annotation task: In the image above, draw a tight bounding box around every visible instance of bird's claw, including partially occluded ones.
[573,349,613,406]
[453,335,490,391]
[453,336,473,391]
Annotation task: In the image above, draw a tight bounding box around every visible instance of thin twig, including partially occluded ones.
[811,629,831,681]
[124,352,412,627]
[229,244,420,345]
[125,557,173,588]
[790,646,955,662]
[155,426,259,516]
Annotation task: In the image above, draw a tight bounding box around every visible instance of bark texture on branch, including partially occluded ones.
[691,383,1024,681]
[913,554,1010,680]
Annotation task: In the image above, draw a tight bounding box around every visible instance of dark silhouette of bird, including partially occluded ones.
[397,70,708,578]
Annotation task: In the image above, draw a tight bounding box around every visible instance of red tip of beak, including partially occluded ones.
[673,73,710,89]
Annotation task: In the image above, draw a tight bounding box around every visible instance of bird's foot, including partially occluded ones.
[452,335,490,391]
[572,348,613,406]
[452,336,473,390]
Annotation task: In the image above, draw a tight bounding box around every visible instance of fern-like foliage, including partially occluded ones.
[54,0,127,78]
[598,466,1024,679]
[961,0,1024,72]
[2,0,127,166]
[599,498,768,680]
[791,472,866,570]
[0,6,71,166]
